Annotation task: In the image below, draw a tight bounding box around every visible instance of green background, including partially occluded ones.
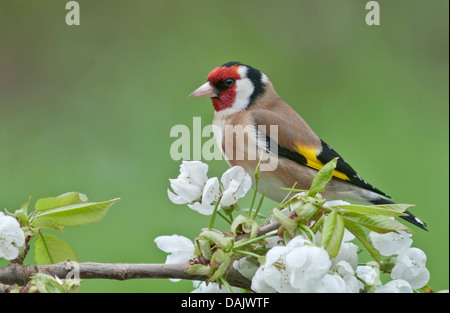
[0,0,448,292]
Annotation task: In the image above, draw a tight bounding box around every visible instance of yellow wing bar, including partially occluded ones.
[295,145,350,181]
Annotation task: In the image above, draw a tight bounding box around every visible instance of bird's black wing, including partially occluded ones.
[272,137,391,199]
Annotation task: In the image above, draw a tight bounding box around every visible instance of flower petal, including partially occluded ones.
[154,234,195,267]
[375,279,413,293]
[180,161,209,186]
[0,214,25,260]
[220,166,252,206]
[251,267,276,293]
[188,201,219,216]
[169,178,203,203]
[202,177,221,205]
[221,166,245,189]
[391,248,430,288]
[369,231,413,256]
[167,189,189,205]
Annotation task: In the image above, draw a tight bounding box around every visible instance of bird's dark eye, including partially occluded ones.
[224,78,235,87]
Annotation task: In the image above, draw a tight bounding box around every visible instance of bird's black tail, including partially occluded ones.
[370,198,428,231]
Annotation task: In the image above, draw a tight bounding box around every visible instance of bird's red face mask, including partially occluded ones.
[189,64,241,112]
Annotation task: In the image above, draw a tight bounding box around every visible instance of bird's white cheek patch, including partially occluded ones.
[233,78,254,111]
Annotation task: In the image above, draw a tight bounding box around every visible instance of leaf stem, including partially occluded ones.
[233,233,277,250]
[252,192,266,220]
[217,211,232,224]
[234,250,261,259]
[208,196,222,230]
[247,150,263,218]
[220,277,234,293]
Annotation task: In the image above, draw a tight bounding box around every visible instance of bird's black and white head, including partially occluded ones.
[189,62,269,116]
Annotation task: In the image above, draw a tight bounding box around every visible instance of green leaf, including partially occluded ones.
[14,196,32,226]
[35,192,88,212]
[196,238,213,260]
[341,211,413,234]
[308,158,338,197]
[271,208,297,236]
[290,195,323,221]
[27,273,68,293]
[334,203,410,217]
[32,218,64,232]
[230,215,258,239]
[320,211,345,258]
[34,234,77,264]
[199,229,234,251]
[343,219,380,262]
[20,195,32,215]
[32,198,120,227]
[209,253,233,283]
[186,264,215,277]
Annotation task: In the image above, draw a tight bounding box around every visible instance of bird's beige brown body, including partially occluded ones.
[212,81,379,203]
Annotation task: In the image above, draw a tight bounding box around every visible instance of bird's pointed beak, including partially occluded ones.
[188,81,218,98]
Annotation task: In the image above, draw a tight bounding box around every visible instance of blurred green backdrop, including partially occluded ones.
[0,0,448,292]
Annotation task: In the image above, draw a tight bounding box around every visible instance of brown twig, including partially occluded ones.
[0,261,251,293]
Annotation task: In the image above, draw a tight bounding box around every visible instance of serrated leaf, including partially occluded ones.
[372,203,415,212]
[34,234,77,264]
[32,198,120,227]
[335,204,409,217]
[341,212,413,234]
[344,219,380,263]
[58,192,88,202]
[321,211,345,258]
[20,195,32,215]
[35,192,88,212]
[32,218,64,232]
[308,158,338,197]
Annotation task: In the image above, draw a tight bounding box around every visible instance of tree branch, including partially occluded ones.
[0,261,251,293]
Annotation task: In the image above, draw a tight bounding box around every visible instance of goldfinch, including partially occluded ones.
[189,62,427,230]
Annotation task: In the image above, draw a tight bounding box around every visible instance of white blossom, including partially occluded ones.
[154,235,195,282]
[305,260,361,293]
[257,246,300,292]
[285,244,331,290]
[391,247,430,289]
[168,163,252,215]
[0,212,25,260]
[192,281,241,293]
[233,257,259,280]
[168,161,209,204]
[188,177,221,215]
[220,166,252,206]
[251,267,277,293]
[331,241,359,270]
[342,229,356,242]
[252,236,334,293]
[375,279,413,293]
[356,264,381,288]
[311,273,352,293]
[369,231,413,256]
[333,261,362,293]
